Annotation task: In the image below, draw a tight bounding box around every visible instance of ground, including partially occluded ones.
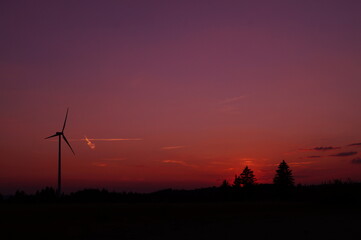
[1,201,360,239]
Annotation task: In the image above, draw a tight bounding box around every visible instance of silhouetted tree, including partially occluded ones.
[240,166,256,187]
[35,187,57,202]
[220,179,231,189]
[273,160,294,187]
[233,174,242,188]
[11,190,28,203]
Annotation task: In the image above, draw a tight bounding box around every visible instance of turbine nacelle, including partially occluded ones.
[45,108,75,155]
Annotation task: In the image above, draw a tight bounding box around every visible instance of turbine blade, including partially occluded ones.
[62,134,75,155]
[45,133,58,139]
[62,108,69,132]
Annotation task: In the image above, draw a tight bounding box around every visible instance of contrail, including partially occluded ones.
[83,138,143,141]
[84,136,96,149]
[70,138,143,141]
[70,137,143,149]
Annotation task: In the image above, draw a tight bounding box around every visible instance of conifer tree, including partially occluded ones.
[273,160,294,187]
[240,166,256,187]
[233,174,242,188]
[220,179,230,189]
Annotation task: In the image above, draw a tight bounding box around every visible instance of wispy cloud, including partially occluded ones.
[351,158,361,164]
[305,155,323,159]
[240,158,256,161]
[329,151,357,157]
[92,158,127,167]
[300,146,340,151]
[84,136,96,149]
[161,146,185,150]
[220,95,247,104]
[209,161,226,165]
[288,161,314,166]
[226,168,235,171]
[219,95,247,115]
[162,160,195,167]
[348,143,361,147]
[101,158,126,161]
[92,162,108,167]
[242,158,254,165]
[314,146,340,151]
[163,160,185,164]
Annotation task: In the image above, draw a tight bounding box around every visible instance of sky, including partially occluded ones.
[1,0,361,194]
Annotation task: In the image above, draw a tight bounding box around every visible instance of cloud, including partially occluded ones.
[348,143,361,147]
[240,158,255,161]
[84,136,96,149]
[314,146,340,151]
[220,95,247,104]
[92,158,127,167]
[305,155,322,159]
[351,158,361,164]
[226,168,235,171]
[210,161,226,165]
[300,146,340,151]
[161,146,185,150]
[219,95,247,115]
[102,158,126,161]
[288,161,314,166]
[163,160,185,164]
[162,160,195,167]
[92,162,108,167]
[329,151,358,157]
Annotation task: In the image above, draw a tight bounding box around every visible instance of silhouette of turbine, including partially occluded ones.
[45,108,75,196]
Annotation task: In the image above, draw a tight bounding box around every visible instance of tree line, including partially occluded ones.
[2,160,361,204]
[221,160,294,188]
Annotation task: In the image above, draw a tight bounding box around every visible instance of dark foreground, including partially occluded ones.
[1,201,361,240]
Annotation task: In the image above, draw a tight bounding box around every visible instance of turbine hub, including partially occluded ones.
[56,132,62,135]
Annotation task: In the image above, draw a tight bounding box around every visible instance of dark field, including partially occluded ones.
[1,201,361,240]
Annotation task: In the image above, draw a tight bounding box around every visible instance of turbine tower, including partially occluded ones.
[45,108,75,196]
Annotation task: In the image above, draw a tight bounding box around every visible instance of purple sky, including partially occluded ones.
[1,0,361,194]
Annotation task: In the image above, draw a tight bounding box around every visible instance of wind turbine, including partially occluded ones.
[45,108,75,196]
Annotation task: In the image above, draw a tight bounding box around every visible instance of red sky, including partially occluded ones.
[1,0,361,194]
